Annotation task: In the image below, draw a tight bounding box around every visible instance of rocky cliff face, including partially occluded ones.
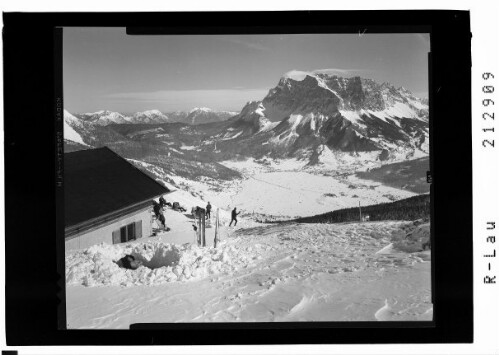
[221,71,428,163]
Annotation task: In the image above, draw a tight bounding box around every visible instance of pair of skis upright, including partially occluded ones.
[195,208,220,248]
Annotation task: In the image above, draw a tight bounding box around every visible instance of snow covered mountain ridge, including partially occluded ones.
[265,70,428,121]
[214,71,429,163]
[64,70,429,168]
[72,108,238,126]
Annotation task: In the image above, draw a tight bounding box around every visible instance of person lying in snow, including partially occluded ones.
[115,255,142,270]
[172,202,187,212]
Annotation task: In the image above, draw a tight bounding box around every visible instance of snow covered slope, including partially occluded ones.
[64,110,90,146]
[66,220,431,327]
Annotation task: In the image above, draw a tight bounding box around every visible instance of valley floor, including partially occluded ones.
[173,159,417,220]
[66,219,432,328]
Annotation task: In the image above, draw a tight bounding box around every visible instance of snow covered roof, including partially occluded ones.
[64,147,170,233]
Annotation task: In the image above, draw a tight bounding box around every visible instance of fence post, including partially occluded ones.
[214,208,219,248]
[197,212,201,246]
[201,209,206,247]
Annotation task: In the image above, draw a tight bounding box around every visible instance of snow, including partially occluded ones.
[269,115,307,144]
[131,110,169,123]
[315,76,345,107]
[408,98,427,110]
[66,152,431,327]
[316,145,338,168]
[180,163,416,220]
[64,120,87,145]
[66,220,432,327]
[367,101,426,125]
[310,116,316,131]
[168,147,184,155]
[66,239,248,287]
[230,131,243,139]
[87,110,131,125]
[339,109,367,128]
[217,171,414,218]
[260,120,279,132]
[288,114,303,130]
[254,102,266,116]
[384,101,418,119]
[64,110,89,146]
[391,222,431,253]
[179,144,198,151]
[190,107,212,113]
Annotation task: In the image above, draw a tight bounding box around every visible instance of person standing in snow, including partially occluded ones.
[153,200,166,229]
[229,207,241,226]
[159,196,167,208]
[206,202,212,219]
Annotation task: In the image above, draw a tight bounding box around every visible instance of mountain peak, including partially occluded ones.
[190,107,212,113]
[222,69,429,160]
[133,109,166,117]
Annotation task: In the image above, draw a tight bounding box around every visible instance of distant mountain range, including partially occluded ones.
[64,70,429,168]
[73,108,238,126]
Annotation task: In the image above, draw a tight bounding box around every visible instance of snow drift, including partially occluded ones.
[66,239,256,287]
[390,221,431,253]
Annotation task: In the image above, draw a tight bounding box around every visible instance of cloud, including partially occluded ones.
[312,68,365,75]
[284,68,366,81]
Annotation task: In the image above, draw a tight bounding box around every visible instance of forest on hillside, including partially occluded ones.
[294,194,430,224]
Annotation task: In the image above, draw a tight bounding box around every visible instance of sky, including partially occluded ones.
[63,28,430,113]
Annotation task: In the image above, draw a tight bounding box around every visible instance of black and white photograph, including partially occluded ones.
[62,28,433,328]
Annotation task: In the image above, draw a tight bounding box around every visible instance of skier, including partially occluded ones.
[229,207,241,227]
[206,202,212,219]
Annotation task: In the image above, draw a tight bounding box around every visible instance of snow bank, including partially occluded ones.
[66,239,254,287]
[390,221,430,253]
[67,220,432,326]
[64,120,87,145]
[64,110,88,146]
[316,145,338,168]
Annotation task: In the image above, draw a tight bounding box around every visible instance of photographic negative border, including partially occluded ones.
[3,10,472,345]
